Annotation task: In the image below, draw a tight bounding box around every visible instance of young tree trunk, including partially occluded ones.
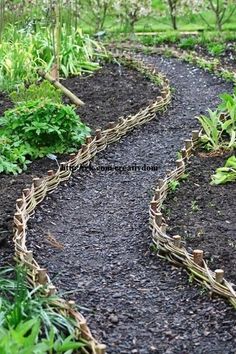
[167,0,178,30]
[0,0,4,43]
[55,1,60,80]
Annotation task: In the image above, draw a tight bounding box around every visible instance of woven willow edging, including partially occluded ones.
[110,43,236,84]
[13,54,171,354]
[149,130,236,308]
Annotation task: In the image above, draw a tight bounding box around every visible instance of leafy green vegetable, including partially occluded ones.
[211,155,236,185]
[198,90,236,152]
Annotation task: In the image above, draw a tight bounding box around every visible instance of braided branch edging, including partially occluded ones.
[110,43,236,84]
[149,130,236,308]
[13,54,171,353]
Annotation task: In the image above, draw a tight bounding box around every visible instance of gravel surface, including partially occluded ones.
[26,56,236,354]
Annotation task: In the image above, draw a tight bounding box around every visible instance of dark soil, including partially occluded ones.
[164,151,236,284]
[0,92,13,116]
[63,63,160,131]
[0,63,160,267]
[25,56,236,353]
[193,42,236,71]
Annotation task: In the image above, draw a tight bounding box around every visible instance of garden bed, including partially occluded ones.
[190,42,236,70]
[0,61,161,268]
[164,151,236,284]
[24,56,236,353]
[63,62,160,131]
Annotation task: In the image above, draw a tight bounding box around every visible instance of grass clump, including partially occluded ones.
[0,266,85,353]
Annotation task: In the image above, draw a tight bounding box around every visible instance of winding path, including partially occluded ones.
[27,56,236,353]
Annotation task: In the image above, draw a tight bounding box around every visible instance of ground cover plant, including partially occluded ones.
[0,100,90,174]
[0,266,86,353]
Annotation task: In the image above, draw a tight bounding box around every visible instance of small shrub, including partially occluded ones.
[0,100,90,174]
[179,37,197,50]
[207,43,225,57]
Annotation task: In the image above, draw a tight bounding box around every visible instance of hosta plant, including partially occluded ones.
[211,155,236,185]
[198,90,236,151]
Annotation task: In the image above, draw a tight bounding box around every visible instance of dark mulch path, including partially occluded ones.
[0,62,159,267]
[26,57,236,353]
[63,63,160,131]
[164,151,236,284]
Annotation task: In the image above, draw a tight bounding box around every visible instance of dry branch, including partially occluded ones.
[38,69,85,107]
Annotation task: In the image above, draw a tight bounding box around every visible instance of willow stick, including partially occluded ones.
[38,70,85,106]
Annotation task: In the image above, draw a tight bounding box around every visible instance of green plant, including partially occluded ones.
[0,267,85,353]
[10,81,62,105]
[0,100,90,174]
[211,155,236,185]
[179,172,189,181]
[198,90,236,152]
[198,109,223,151]
[191,200,199,211]
[207,42,225,56]
[168,180,180,192]
[179,37,197,50]
[0,25,104,92]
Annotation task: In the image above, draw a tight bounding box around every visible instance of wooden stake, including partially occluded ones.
[150,201,158,213]
[160,223,167,233]
[17,223,24,233]
[14,213,22,224]
[80,320,90,340]
[154,188,161,199]
[16,198,23,208]
[23,188,30,197]
[85,135,92,144]
[181,148,187,159]
[96,344,107,354]
[69,153,76,160]
[48,285,56,295]
[33,177,41,188]
[38,268,48,285]
[185,139,192,150]
[38,70,85,106]
[192,130,199,141]
[107,121,116,129]
[215,269,224,284]
[176,159,184,169]
[60,162,67,170]
[155,212,162,226]
[193,249,203,266]
[173,235,181,248]
[47,170,54,176]
[95,129,102,140]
